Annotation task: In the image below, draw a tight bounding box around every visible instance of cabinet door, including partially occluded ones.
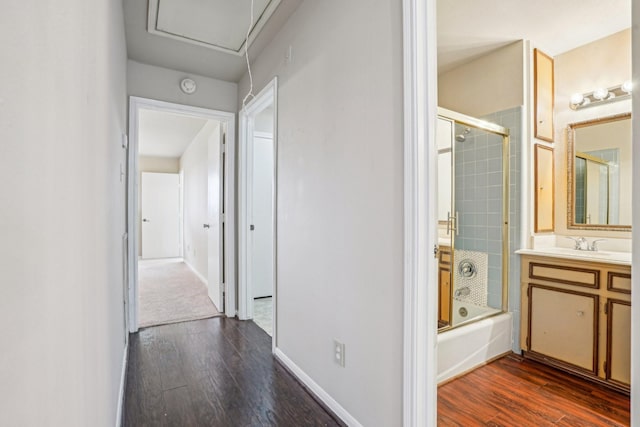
[534,144,554,232]
[528,284,598,374]
[439,266,451,325]
[534,49,554,142]
[606,299,631,387]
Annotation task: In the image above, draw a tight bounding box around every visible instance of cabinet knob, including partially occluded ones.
[576,310,584,317]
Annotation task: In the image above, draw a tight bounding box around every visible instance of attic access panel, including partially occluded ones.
[148,0,281,56]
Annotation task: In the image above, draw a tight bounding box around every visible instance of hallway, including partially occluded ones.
[124,317,343,426]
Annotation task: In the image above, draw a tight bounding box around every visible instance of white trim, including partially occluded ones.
[238,77,278,353]
[631,4,640,423]
[274,348,362,427]
[127,96,237,332]
[115,343,128,427]
[402,0,438,426]
[184,259,208,286]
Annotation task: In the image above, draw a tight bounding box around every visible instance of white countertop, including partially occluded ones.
[515,247,631,266]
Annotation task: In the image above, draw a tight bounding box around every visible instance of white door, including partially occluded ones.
[141,172,181,259]
[251,133,274,299]
[207,125,223,311]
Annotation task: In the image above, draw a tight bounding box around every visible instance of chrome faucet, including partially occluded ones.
[454,286,471,297]
[566,236,589,250]
[566,236,607,251]
[589,239,606,252]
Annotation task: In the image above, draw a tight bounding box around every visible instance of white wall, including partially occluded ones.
[438,41,525,117]
[0,1,128,426]
[138,156,180,256]
[128,60,238,113]
[237,1,403,425]
[180,121,220,280]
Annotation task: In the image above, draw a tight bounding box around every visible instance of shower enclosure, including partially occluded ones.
[436,107,510,330]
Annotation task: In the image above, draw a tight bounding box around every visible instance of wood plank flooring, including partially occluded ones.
[438,354,630,426]
[124,317,344,426]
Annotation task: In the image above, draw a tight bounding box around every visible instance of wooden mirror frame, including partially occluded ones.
[567,113,632,231]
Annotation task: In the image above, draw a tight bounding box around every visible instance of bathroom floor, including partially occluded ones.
[253,297,272,336]
[438,353,630,426]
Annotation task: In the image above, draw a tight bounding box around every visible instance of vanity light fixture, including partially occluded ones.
[570,81,632,110]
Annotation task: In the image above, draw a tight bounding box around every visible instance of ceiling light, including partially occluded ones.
[622,80,633,93]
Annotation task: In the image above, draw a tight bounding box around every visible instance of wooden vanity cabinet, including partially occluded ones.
[438,246,452,327]
[520,255,631,393]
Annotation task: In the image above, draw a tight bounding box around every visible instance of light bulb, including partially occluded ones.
[570,93,584,105]
[593,88,609,100]
[622,80,633,93]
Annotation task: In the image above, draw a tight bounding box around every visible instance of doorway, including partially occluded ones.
[127,97,236,332]
[239,78,278,341]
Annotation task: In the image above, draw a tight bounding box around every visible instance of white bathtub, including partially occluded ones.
[452,300,502,325]
[437,311,513,384]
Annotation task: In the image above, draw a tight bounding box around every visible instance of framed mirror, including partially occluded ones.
[567,113,631,230]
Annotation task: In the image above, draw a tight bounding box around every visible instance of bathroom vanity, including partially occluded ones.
[517,249,631,393]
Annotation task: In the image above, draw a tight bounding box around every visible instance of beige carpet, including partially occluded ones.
[138,259,221,328]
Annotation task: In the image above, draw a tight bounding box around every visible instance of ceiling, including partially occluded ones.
[124,0,302,82]
[126,0,631,82]
[437,0,631,74]
[139,110,210,158]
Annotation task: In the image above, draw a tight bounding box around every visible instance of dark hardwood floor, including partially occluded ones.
[124,317,344,426]
[438,353,630,426]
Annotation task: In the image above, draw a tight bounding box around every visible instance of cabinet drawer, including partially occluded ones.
[527,284,598,374]
[607,272,631,294]
[529,262,599,288]
[439,249,451,265]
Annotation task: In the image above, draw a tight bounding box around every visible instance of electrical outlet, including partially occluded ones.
[333,340,345,367]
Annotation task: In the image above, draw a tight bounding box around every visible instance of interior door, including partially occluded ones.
[141,172,181,259]
[207,125,223,311]
[251,133,274,299]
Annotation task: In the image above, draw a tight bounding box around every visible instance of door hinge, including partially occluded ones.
[221,213,226,223]
[433,245,439,259]
[526,336,530,348]
[603,361,608,374]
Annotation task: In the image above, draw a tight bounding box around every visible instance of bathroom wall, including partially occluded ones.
[439,41,525,117]
[552,29,632,240]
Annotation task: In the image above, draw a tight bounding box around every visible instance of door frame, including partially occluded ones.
[238,77,278,349]
[402,0,438,425]
[127,96,237,332]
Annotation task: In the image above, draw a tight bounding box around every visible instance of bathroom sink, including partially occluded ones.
[515,247,631,265]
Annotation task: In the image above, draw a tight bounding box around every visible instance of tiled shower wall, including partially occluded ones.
[453,106,522,352]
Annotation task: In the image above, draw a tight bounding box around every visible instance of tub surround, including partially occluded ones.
[437,312,513,384]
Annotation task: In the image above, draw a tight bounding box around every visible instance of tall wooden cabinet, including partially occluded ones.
[520,254,631,393]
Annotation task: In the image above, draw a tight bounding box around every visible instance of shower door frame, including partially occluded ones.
[438,107,511,326]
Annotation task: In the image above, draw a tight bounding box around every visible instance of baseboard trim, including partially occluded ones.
[115,343,129,427]
[273,348,362,427]
[184,260,208,285]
